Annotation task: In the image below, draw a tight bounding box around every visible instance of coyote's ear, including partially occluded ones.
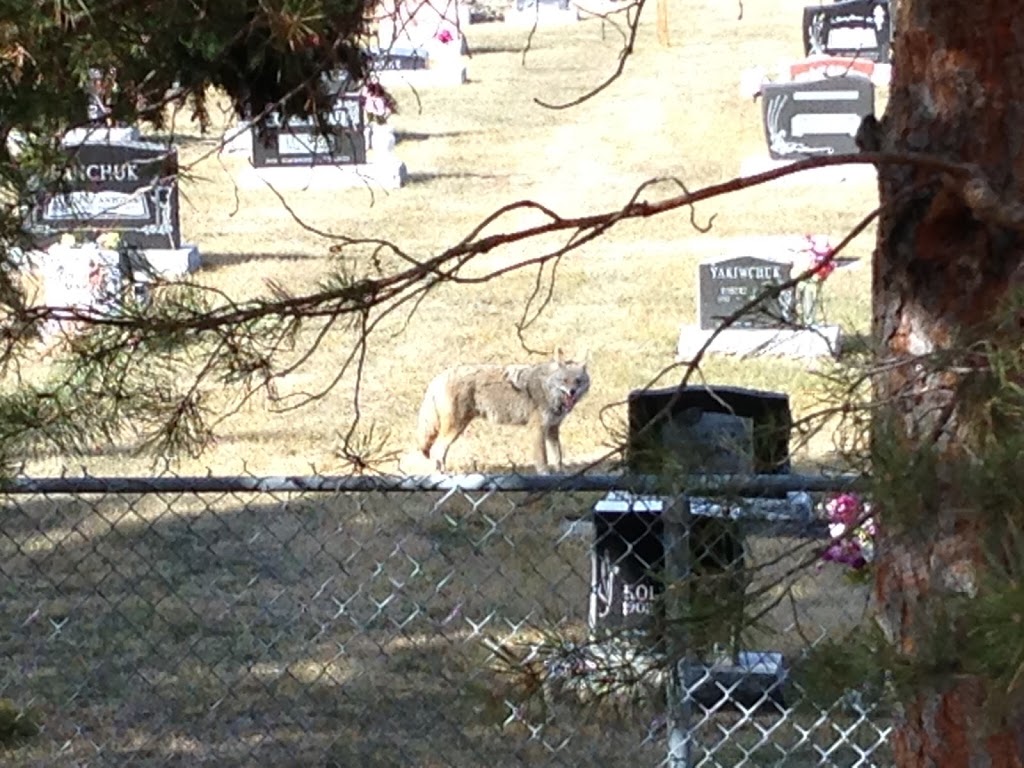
[577,346,590,367]
[554,346,565,364]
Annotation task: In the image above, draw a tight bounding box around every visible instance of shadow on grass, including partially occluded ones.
[835,330,873,360]
[0,488,619,766]
[0,483,887,766]
[146,133,223,149]
[467,44,525,56]
[198,250,327,271]
[395,130,475,144]
[405,171,507,185]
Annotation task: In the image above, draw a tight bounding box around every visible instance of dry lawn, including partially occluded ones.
[2,488,882,767]
[20,0,879,478]
[2,1,891,765]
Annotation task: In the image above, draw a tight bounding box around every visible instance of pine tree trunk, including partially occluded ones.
[874,0,1024,765]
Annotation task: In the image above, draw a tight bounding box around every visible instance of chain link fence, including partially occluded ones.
[1,472,891,767]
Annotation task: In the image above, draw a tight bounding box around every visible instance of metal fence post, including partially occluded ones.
[664,492,694,768]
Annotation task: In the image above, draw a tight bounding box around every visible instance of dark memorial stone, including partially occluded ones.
[803,0,892,63]
[590,386,793,657]
[761,75,874,161]
[626,384,793,476]
[27,138,181,250]
[698,256,795,331]
[369,47,429,71]
[251,98,367,168]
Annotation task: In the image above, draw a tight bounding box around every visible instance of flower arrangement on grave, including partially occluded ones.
[797,234,835,325]
[819,492,876,584]
[360,82,398,126]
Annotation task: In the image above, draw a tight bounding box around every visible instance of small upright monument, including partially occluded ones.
[677,240,843,360]
[235,74,407,190]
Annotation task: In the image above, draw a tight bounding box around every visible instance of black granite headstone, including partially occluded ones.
[626,384,793,476]
[761,75,875,161]
[803,0,892,63]
[369,47,429,71]
[27,138,181,250]
[698,256,796,330]
[251,98,367,168]
[589,386,794,652]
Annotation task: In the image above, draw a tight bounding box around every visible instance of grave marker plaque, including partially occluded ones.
[803,0,892,63]
[698,256,795,331]
[761,75,874,161]
[27,138,181,250]
[251,98,367,168]
[369,47,429,71]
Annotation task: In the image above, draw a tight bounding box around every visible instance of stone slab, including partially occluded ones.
[374,63,468,88]
[677,324,842,360]
[238,160,408,190]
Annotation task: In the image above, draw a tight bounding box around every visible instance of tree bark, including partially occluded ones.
[874,0,1024,765]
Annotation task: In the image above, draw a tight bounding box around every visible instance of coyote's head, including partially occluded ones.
[546,348,590,414]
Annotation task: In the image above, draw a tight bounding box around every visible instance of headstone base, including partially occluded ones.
[143,245,202,276]
[375,62,468,88]
[740,155,877,185]
[26,244,201,279]
[220,122,253,155]
[504,4,580,25]
[238,160,408,191]
[677,324,842,360]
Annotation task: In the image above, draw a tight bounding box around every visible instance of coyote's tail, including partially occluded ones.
[416,383,440,458]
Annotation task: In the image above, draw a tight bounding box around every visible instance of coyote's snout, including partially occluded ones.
[416,349,590,473]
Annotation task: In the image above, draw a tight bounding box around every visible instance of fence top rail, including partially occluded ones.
[0,472,867,496]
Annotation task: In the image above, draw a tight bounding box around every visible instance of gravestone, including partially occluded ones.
[698,256,795,331]
[372,0,470,83]
[625,384,793,476]
[761,75,874,161]
[28,134,182,250]
[251,97,367,168]
[803,0,892,63]
[590,386,796,715]
[369,46,429,71]
[589,386,794,651]
[679,239,844,359]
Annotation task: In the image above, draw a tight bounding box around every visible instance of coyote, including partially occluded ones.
[416,350,590,473]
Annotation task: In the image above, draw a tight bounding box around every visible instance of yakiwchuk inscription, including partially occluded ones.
[698,256,795,330]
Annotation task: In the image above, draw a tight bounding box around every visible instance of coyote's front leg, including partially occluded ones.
[533,423,562,474]
[530,419,552,474]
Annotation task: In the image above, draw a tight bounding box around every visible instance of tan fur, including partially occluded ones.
[416,350,590,473]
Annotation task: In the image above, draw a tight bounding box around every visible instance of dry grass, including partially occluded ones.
[2,1,893,764]
[1,489,883,767]
[20,0,879,478]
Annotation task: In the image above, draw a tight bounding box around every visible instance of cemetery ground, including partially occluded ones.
[5,1,888,764]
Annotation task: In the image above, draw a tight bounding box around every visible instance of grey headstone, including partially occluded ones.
[761,76,875,161]
[251,97,367,168]
[803,0,892,63]
[27,136,182,250]
[369,47,429,71]
[698,256,795,330]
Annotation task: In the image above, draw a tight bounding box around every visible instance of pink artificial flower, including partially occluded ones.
[821,539,868,570]
[825,493,862,527]
[436,28,454,44]
[805,234,836,281]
